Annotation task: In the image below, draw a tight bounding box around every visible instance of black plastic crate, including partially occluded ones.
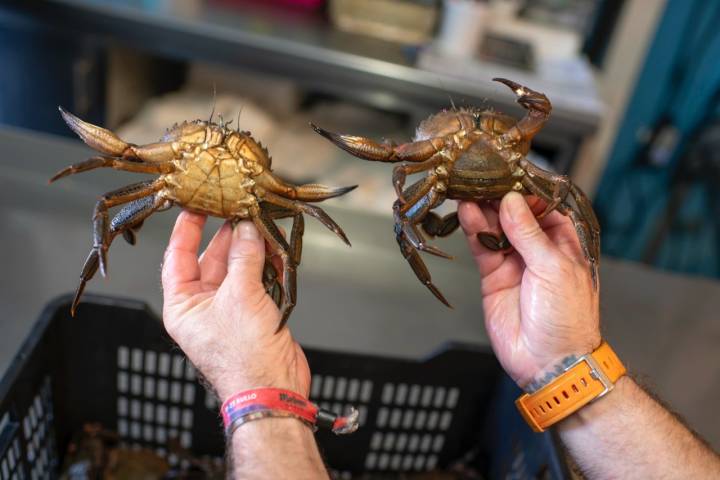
[0,295,569,479]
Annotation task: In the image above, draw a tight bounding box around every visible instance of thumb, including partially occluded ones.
[224,221,266,296]
[499,192,558,267]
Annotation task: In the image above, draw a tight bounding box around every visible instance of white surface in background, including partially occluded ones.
[115,88,409,216]
[435,0,490,59]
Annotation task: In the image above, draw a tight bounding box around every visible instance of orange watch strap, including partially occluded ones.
[515,341,626,432]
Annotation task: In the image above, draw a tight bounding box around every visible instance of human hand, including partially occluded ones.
[161,211,311,402]
[458,192,601,392]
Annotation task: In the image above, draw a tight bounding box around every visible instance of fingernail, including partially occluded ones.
[235,221,260,241]
[505,193,525,222]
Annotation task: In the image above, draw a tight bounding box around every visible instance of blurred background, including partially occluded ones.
[0,0,718,477]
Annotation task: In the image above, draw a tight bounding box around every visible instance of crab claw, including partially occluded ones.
[493,77,525,95]
[295,183,358,202]
[312,122,443,163]
[59,106,132,156]
[492,78,551,115]
[492,78,551,144]
[311,123,388,161]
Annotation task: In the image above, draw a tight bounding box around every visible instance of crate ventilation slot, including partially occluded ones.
[310,374,373,427]
[4,376,57,480]
[116,346,197,455]
[0,413,21,480]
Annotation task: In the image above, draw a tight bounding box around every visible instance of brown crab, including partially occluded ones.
[312,78,599,306]
[51,109,355,328]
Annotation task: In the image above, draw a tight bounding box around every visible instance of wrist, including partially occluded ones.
[522,352,587,394]
[515,341,626,432]
[521,337,602,393]
[232,415,315,440]
[557,375,633,430]
[215,376,302,404]
[230,417,328,478]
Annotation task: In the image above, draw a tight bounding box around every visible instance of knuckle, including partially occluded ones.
[517,222,543,241]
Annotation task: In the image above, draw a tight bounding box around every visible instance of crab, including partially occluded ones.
[312,78,600,306]
[51,108,356,328]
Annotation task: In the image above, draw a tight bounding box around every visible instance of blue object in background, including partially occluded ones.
[594,0,720,277]
[0,8,105,135]
[484,375,570,479]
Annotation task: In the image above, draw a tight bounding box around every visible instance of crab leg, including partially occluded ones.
[493,78,551,145]
[262,260,283,308]
[262,191,350,246]
[264,204,305,266]
[393,157,444,202]
[59,107,175,162]
[520,171,600,288]
[519,159,571,218]
[398,232,450,307]
[71,193,168,316]
[120,200,172,245]
[569,184,601,245]
[395,206,451,307]
[393,179,452,306]
[255,171,357,202]
[397,175,436,215]
[91,179,165,278]
[395,189,452,261]
[563,207,600,287]
[421,212,460,238]
[565,183,601,271]
[50,155,174,183]
[251,208,296,331]
[477,231,513,252]
[261,204,305,309]
[311,123,444,163]
[255,176,351,308]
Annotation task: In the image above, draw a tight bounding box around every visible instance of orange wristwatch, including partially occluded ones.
[515,341,626,432]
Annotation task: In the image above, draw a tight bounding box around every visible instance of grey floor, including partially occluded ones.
[1,127,718,449]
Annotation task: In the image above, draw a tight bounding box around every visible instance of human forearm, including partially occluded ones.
[459,197,720,478]
[229,418,329,479]
[558,376,720,479]
[162,216,326,479]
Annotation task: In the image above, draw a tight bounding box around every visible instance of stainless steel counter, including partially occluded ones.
[0,127,718,448]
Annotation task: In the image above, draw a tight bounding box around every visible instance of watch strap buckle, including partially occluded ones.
[567,352,614,400]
